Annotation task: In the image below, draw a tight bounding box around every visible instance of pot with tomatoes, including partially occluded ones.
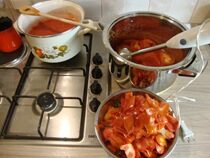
[17,0,95,63]
[95,89,179,158]
[129,68,157,89]
[103,12,196,92]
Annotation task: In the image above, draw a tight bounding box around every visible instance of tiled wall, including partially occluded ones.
[6,0,210,23]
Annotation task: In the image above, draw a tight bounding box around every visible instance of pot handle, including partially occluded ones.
[77,19,102,36]
[13,21,24,35]
[171,69,197,77]
[171,54,208,77]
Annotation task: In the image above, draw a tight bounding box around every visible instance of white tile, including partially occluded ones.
[191,0,210,23]
[149,0,172,14]
[123,0,149,13]
[168,0,198,23]
[9,0,101,20]
[149,0,198,23]
[10,0,32,8]
[101,0,125,24]
[0,0,4,8]
[66,0,101,20]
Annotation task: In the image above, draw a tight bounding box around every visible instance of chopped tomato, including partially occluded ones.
[120,144,136,158]
[103,128,126,149]
[166,114,178,132]
[130,68,157,88]
[133,128,146,139]
[114,37,186,67]
[123,115,134,134]
[130,40,141,52]
[159,128,175,139]
[132,52,161,66]
[158,102,170,116]
[145,124,158,135]
[97,92,178,158]
[121,92,135,113]
[155,134,167,147]
[104,106,120,120]
[134,95,146,111]
[156,144,165,154]
[145,94,159,108]
[158,50,175,66]
[142,149,157,158]
[139,39,156,48]
[135,137,156,153]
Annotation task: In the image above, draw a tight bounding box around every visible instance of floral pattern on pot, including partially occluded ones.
[33,45,69,59]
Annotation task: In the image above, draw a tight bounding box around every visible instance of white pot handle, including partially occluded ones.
[77,19,100,36]
[13,21,24,34]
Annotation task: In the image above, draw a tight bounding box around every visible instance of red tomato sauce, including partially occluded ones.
[130,68,157,88]
[110,16,190,67]
[27,10,80,36]
[28,19,76,36]
[114,38,186,67]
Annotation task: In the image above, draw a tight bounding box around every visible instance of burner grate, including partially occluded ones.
[0,67,22,136]
[2,34,92,141]
[4,95,84,140]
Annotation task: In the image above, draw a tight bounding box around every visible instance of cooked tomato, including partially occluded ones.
[155,134,167,147]
[98,92,178,158]
[104,106,120,120]
[103,128,126,149]
[123,115,134,133]
[129,40,141,52]
[158,50,175,66]
[114,38,186,67]
[139,39,156,48]
[130,68,157,88]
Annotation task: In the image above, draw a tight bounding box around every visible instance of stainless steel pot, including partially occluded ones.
[95,88,179,158]
[103,12,196,92]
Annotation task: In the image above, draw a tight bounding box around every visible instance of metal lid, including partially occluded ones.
[0,43,29,67]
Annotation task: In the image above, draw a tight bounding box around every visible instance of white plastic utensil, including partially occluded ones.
[120,23,210,59]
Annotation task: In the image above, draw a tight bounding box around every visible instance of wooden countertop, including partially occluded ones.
[0,46,210,157]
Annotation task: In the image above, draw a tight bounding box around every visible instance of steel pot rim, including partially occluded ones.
[102,11,196,71]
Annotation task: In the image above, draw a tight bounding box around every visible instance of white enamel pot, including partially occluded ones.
[17,0,94,63]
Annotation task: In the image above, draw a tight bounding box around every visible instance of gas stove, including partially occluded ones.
[0,32,111,146]
[0,30,208,148]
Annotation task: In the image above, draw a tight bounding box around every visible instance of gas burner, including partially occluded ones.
[37,92,57,112]
[34,92,63,116]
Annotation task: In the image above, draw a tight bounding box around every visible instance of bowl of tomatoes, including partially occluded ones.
[95,88,179,158]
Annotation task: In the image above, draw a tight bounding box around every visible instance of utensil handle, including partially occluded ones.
[39,12,98,30]
[166,22,210,49]
[132,43,166,56]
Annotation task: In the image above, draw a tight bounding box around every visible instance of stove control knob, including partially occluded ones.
[90,80,102,95]
[92,53,103,65]
[92,66,102,79]
[89,98,101,112]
